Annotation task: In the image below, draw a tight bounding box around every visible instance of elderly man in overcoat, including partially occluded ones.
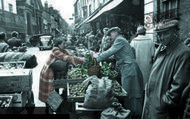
[142,20,190,119]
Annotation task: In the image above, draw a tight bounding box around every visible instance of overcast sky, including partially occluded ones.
[41,0,74,25]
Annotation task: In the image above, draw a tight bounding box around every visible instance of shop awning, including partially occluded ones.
[87,0,123,23]
[75,0,123,29]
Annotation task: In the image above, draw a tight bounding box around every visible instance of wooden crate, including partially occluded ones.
[67,80,127,102]
[0,69,32,93]
[113,80,128,100]
[0,92,27,107]
[67,80,85,102]
[0,96,13,114]
[54,78,85,89]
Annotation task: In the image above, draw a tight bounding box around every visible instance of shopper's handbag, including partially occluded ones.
[101,102,131,119]
[46,91,63,112]
[88,58,101,77]
[82,76,117,109]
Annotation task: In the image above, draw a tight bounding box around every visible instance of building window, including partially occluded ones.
[31,0,34,5]
[0,0,2,10]
[163,0,178,12]
[8,3,13,13]
[82,6,87,18]
[82,0,87,7]
[161,0,178,21]
[89,4,91,15]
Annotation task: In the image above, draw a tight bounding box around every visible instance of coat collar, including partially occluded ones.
[158,38,181,55]
[165,39,181,55]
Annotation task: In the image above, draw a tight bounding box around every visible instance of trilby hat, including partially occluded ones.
[154,19,179,33]
[107,27,121,36]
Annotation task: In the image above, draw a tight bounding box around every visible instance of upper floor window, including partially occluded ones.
[89,4,92,15]
[82,0,87,7]
[0,0,2,10]
[8,3,13,13]
[31,0,34,5]
[163,0,178,12]
[82,6,87,18]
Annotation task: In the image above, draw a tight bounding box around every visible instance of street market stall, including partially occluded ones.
[46,48,130,118]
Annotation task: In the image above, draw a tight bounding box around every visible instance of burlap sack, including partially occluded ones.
[82,76,117,109]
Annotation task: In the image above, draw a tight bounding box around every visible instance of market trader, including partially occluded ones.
[93,27,144,119]
[141,20,190,119]
[39,40,87,103]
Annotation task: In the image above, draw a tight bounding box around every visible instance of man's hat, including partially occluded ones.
[137,26,146,35]
[0,32,6,39]
[154,19,179,33]
[103,27,109,31]
[107,27,121,36]
[11,31,18,37]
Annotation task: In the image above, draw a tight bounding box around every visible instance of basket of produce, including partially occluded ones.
[88,58,101,78]
[0,96,13,114]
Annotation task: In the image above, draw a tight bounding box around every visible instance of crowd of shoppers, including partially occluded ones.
[37,19,190,118]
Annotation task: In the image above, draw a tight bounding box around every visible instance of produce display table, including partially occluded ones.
[53,78,127,118]
[54,78,127,102]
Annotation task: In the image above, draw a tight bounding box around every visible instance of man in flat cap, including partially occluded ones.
[142,20,190,119]
[93,27,144,119]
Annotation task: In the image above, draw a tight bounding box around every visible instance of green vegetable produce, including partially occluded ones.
[100,61,118,78]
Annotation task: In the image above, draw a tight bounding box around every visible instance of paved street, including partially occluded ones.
[26,47,51,107]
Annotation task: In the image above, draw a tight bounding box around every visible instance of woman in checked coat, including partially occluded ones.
[39,41,87,103]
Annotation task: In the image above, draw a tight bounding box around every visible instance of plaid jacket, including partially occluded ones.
[39,47,83,102]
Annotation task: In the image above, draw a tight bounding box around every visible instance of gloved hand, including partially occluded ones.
[79,57,88,63]
[93,53,98,58]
